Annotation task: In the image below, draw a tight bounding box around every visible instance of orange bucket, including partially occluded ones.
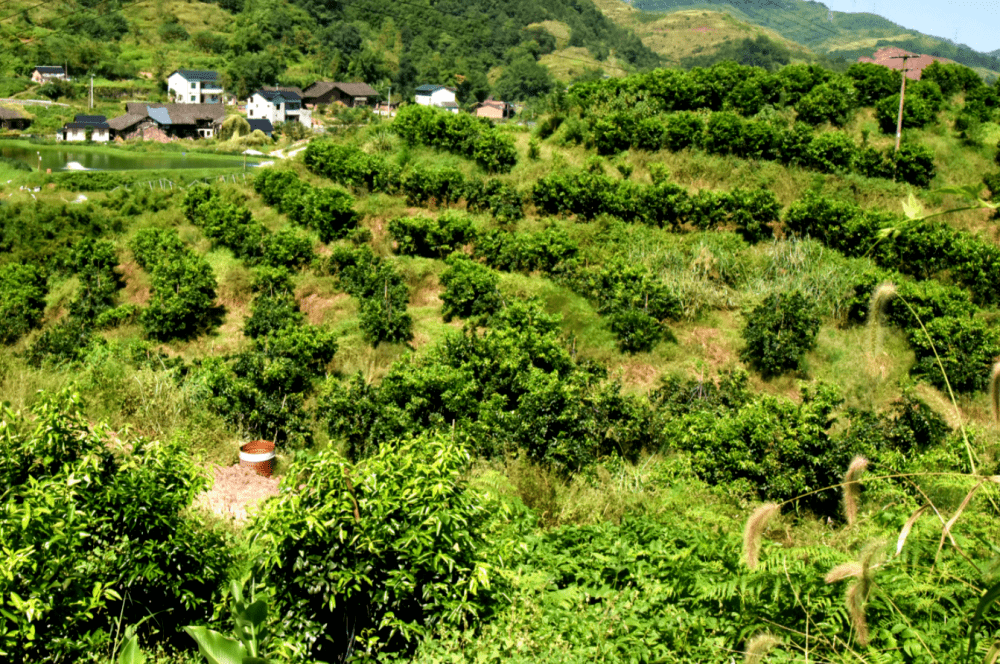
[239,440,275,478]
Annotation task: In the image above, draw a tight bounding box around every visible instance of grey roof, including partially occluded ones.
[147,107,173,125]
[247,119,273,135]
[34,66,64,74]
[0,107,26,120]
[303,81,379,100]
[439,101,460,108]
[74,114,106,124]
[65,122,109,130]
[255,88,301,103]
[173,69,220,82]
[107,113,146,131]
[416,84,448,93]
[125,103,226,125]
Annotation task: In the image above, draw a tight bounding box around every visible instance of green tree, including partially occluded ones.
[741,291,821,376]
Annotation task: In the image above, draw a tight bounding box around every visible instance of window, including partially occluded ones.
[249,109,253,117]
[191,95,196,102]
[190,82,195,89]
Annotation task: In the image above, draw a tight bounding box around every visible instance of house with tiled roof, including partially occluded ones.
[302,82,380,108]
[857,47,954,81]
[112,103,226,139]
[415,84,458,114]
[0,107,31,130]
[247,119,274,137]
[31,66,67,84]
[247,88,312,128]
[57,115,109,142]
[472,98,515,120]
[167,70,224,104]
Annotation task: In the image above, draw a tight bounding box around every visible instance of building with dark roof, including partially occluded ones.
[247,88,312,128]
[114,103,226,139]
[31,66,67,84]
[168,70,223,104]
[415,84,458,114]
[302,81,379,108]
[0,107,31,130]
[58,114,109,142]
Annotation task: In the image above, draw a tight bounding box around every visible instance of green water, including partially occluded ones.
[0,142,255,172]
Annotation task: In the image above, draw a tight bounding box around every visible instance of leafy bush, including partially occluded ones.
[439,255,502,321]
[804,131,857,173]
[465,178,524,222]
[0,392,233,662]
[0,263,47,344]
[393,105,518,173]
[846,62,900,106]
[249,435,495,661]
[908,315,1000,392]
[663,111,704,151]
[129,229,218,341]
[740,291,821,376]
[795,77,857,127]
[609,309,664,353]
[727,188,780,243]
[876,92,939,133]
[475,227,578,273]
[389,212,477,258]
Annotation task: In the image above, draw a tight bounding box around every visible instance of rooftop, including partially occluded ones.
[255,88,302,103]
[173,69,220,82]
[303,81,379,99]
[34,66,64,74]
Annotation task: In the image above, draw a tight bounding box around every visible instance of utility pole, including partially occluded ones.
[888,54,911,153]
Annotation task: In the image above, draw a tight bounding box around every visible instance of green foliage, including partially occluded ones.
[185,580,273,664]
[0,263,47,345]
[388,212,476,258]
[608,309,665,353]
[795,77,857,126]
[475,226,578,273]
[740,291,821,376]
[876,86,942,133]
[846,62,900,106]
[129,229,218,341]
[0,392,233,663]
[439,255,502,322]
[249,435,494,661]
[908,315,1000,392]
[465,179,525,222]
[394,105,518,173]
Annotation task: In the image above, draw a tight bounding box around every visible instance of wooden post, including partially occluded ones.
[889,54,911,153]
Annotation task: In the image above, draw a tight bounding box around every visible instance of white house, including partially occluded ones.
[57,115,110,142]
[415,85,459,114]
[167,70,223,104]
[247,88,312,128]
[31,66,67,84]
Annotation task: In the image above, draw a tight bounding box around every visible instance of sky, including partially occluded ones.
[819,0,1000,54]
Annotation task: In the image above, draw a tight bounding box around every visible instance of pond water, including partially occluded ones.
[0,142,255,172]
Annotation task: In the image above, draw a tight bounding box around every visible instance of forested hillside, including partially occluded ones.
[0,0,660,101]
[5,37,1000,664]
[630,0,1000,79]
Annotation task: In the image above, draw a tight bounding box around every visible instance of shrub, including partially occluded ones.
[890,142,936,188]
[67,238,122,322]
[465,179,524,222]
[303,187,358,242]
[393,105,518,173]
[389,211,477,258]
[592,112,636,155]
[740,291,821,376]
[846,62,900,106]
[439,255,503,321]
[804,131,857,173]
[702,112,745,155]
[473,129,518,173]
[249,435,495,661]
[664,111,704,151]
[609,309,664,354]
[633,117,666,151]
[795,77,857,127]
[876,93,939,133]
[727,188,780,243]
[908,315,1000,393]
[0,263,47,345]
[475,227,578,273]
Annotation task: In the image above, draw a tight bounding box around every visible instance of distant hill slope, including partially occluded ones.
[585,0,813,67]
[627,0,1000,78]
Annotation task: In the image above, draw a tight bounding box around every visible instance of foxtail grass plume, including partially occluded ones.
[744,632,781,664]
[842,456,869,526]
[743,502,780,570]
[826,540,885,647]
[866,282,897,359]
[990,361,1000,424]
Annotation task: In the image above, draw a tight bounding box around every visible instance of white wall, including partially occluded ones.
[429,88,456,106]
[247,95,312,128]
[168,73,223,104]
[61,127,109,142]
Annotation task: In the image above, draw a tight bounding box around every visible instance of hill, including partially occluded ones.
[0,0,664,102]
[627,0,1000,79]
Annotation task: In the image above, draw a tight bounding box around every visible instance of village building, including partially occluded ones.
[247,88,312,128]
[167,70,224,104]
[57,115,110,142]
[302,82,380,108]
[31,66,67,84]
[0,107,31,130]
[471,98,516,120]
[415,85,459,114]
[107,103,227,140]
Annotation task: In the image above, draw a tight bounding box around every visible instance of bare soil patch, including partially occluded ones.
[196,463,280,522]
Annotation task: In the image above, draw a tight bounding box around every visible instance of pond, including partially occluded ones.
[0,142,258,172]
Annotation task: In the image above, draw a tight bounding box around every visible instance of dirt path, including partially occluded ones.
[195,463,280,522]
